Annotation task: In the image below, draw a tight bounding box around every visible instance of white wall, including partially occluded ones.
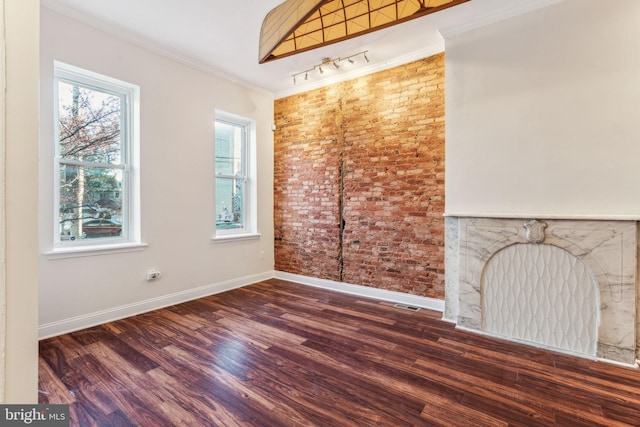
[39,8,274,336]
[4,0,40,402]
[444,0,640,218]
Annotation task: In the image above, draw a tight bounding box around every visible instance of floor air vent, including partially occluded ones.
[394,303,420,312]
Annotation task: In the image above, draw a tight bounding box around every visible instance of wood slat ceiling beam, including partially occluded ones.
[259,0,470,63]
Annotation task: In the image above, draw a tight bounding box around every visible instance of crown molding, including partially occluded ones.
[439,0,565,39]
[274,39,445,99]
[41,1,275,99]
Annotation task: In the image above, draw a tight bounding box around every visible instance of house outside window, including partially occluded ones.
[54,62,139,247]
[214,111,258,240]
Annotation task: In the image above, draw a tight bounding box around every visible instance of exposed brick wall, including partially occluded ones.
[274,53,445,299]
[273,89,343,281]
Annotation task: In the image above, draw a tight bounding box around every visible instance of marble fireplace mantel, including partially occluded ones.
[444,216,638,366]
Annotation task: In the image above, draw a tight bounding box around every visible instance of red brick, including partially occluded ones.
[274,53,445,299]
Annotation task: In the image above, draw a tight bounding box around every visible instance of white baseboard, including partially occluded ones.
[274,271,444,312]
[40,270,445,339]
[38,271,275,340]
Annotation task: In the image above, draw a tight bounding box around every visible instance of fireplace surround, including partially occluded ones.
[444,216,637,366]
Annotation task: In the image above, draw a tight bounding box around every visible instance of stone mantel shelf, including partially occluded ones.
[443,213,640,221]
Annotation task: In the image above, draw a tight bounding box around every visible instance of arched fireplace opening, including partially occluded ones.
[445,217,637,366]
[483,243,599,357]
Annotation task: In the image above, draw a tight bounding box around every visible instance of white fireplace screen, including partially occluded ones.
[483,243,599,356]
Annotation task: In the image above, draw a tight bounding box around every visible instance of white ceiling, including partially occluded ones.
[41,0,561,98]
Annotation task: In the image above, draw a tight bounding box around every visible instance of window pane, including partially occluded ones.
[215,121,244,176]
[58,81,122,164]
[59,164,123,240]
[216,177,244,230]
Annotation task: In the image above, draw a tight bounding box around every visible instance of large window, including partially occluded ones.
[214,112,256,238]
[54,62,139,247]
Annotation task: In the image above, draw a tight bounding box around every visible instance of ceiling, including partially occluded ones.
[41,0,559,98]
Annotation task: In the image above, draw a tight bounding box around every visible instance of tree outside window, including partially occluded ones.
[55,63,137,245]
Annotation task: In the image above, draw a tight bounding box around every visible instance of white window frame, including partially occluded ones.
[213,110,259,241]
[52,62,141,252]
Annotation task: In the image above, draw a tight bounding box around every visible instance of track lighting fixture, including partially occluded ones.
[291,50,369,85]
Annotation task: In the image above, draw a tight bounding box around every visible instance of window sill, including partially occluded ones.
[45,242,148,260]
[212,232,261,243]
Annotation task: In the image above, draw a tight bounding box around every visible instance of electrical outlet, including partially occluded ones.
[260,251,265,260]
[146,269,162,281]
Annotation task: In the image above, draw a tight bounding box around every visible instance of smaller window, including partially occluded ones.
[214,112,257,239]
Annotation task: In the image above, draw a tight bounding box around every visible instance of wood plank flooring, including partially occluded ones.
[39,279,640,426]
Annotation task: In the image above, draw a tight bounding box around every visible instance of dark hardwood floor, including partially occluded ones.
[39,279,640,426]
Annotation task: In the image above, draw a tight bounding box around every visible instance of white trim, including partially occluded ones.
[39,269,446,339]
[53,61,141,249]
[444,213,640,221]
[0,0,6,402]
[38,271,274,339]
[439,0,565,39]
[212,233,261,243]
[44,242,148,259]
[274,271,445,312]
[275,42,445,99]
[214,111,257,239]
[40,0,274,99]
